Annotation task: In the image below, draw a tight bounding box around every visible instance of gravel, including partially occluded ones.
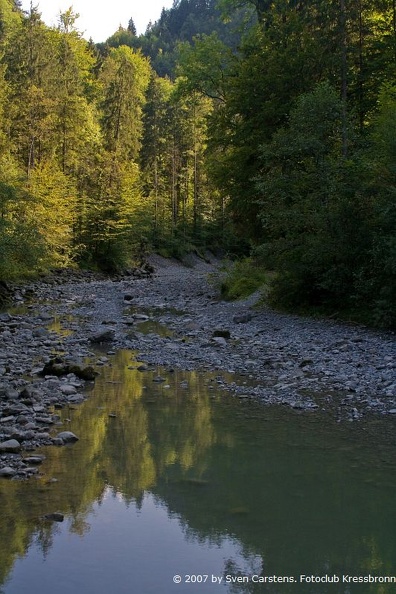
[0,254,395,478]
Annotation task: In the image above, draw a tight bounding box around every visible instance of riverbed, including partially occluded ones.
[0,256,395,592]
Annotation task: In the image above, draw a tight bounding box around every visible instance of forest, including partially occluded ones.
[0,0,395,328]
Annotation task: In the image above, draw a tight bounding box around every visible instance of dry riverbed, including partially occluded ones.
[0,254,395,479]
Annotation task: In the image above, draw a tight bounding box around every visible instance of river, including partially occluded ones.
[1,349,396,593]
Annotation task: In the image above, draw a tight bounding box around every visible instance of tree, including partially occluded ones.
[5,6,58,174]
[360,82,396,327]
[255,82,370,309]
[53,10,99,175]
[99,46,150,160]
[128,17,137,36]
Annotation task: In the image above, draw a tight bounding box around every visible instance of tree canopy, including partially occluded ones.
[0,0,395,326]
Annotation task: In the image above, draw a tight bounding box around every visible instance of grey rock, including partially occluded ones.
[0,466,17,477]
[0,439,21,452]
[33,327,49,338]
[56,431,79,444]
[0,416,16,424]
[133,314,149,321]
[60,384,77,395]
[24,456,45,465]
[233,312,252,324]
[90,329,115,343]
[211,336,228,347]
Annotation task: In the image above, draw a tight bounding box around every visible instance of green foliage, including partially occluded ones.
[0,178,46,279]
[220,258,268,300]
[256,83,368,309]
[0,0,395,334]
[0,218,45,279]
[360,83,396,328]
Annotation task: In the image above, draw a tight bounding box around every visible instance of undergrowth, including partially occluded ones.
[219,258,269,300]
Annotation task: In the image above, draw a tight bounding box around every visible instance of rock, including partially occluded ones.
[0,466,17,477]
[60,384,77,395]
[233,312,252,324]
[39,359,69,377]
[213,329,231,339]
[40,359,97,381]
[0,439,21,452]
[299,359,313,368]
[24,456,45,465]
[68,365,97,381]
[89,329,115,343]
[33,327,49,338]
[0,415,16,424]
[56,431,79,444]
[122,318,135,326]
[211,336,228,347]
[133,314,149,321]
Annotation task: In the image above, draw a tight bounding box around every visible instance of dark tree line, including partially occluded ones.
[177,0,396,327]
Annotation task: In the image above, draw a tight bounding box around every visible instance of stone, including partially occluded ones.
[68,365,97,381]
[0,416,16,424]
[33,327,49,338]
[56,431,79,444]
[213,329,231,339]
[133,314,149,321]
[60,384,77,395]
[211,336,227,347]
[24,456,45,465]
[233,312,252,324]
[0,466,17,477]
[89,329,115,343]
[40,359,97,381]
[0,439,21,452]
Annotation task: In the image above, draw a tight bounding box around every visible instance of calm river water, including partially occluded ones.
[1,350,395,593]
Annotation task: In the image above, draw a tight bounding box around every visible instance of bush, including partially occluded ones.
[220,258,268,300]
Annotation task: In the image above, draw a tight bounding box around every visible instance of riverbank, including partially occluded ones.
[0,254,395,478]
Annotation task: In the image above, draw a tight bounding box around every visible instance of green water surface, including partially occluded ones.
[0,350,395,593]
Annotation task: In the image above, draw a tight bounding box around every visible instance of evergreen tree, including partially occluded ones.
[128,17,137,36]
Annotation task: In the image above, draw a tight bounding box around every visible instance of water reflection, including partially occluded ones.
[0,350,396,593]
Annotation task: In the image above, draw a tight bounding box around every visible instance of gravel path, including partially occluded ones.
[0,254,395,478]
